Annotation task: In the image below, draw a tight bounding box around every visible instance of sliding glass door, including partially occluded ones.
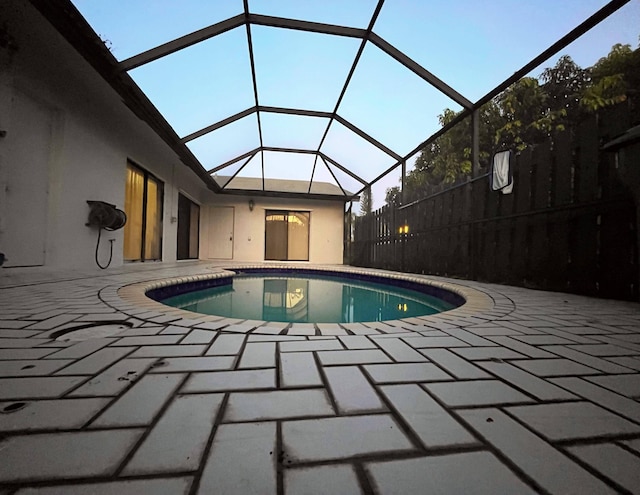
[265,211,310,261]
[177,193,200,260]
[124,161,163,261]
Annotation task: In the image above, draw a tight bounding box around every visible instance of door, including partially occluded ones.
[123,161,164,261]
[265,210,310,261]
[177,193,200,260]
[0,91,51,267]
[207,206,234,259]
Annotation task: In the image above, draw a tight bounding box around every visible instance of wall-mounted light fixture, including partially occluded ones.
[398,225,409,234]
[249,199,255,212]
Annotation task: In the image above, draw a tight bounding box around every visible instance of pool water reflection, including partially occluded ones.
[160,274,455,323]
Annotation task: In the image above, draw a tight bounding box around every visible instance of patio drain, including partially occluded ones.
[50,321,133,341]
[1,402,28,414]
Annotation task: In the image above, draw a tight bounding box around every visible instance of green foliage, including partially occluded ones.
[385,186,402,207]
[359,187,372,216]
[541,55,591,119]
[495,77,553,151]
[581,74,627,111]
[412,108,472,186]
[385,39,640,207]
[581,43,639,110]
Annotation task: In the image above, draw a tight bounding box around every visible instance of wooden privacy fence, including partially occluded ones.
[351,103,639,301]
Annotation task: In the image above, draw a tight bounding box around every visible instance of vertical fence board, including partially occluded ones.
[600,206,636,300]
[493,220,511,284]
[547,214,570,292]
[350,101,638,301]
[568,212,599,296]
[533,141,552,209]
[576,116,600,203]
[553,131,573,206]
[515,150,533,212]
[528,216,549,289]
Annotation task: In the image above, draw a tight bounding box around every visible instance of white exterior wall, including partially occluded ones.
[0,1,214,270]
[0,1,345,270]
[201,196,344,264]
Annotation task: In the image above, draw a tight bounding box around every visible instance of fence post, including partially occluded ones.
[469,109,481,280]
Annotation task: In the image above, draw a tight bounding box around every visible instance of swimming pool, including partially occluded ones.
[150,269,463,323]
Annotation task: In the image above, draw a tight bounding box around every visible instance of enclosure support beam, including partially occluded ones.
[369,33,472,110]
[313,0,386,161]
[360,0,631,200]
[243,0,265,190]
[183,106,400,164]
[472,109,480,177]
[320,155,348,197]
[335,115,402,161]
[119,15,245,71]
[209,148,260,174]
[182,107,256,143]
[259,107,333,119]
[401,160,407,205]
[248,14,366,39]
[219,151,258,190]
[320,153,369,187]
[473,0,631,109]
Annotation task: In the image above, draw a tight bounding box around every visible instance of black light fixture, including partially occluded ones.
[249,199,255,212]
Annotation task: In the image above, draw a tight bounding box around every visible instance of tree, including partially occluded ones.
[582,42,640,111]
[494,76,560,151]
[540,55,590,125]
[383,38,640,208]
[359,187,372,216]
[385,186,402,207]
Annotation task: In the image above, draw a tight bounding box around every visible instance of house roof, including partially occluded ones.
[27,0,634,204]
[215,176,355,198]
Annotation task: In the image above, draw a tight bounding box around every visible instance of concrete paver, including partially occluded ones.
[0,261,639,493]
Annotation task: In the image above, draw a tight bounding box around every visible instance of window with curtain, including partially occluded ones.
[265,210,310,261]
[124,161,163,261]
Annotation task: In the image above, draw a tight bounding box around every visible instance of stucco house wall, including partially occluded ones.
[0,1,344,271]
[201,196,345,264]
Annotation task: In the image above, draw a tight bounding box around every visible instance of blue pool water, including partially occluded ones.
[158,272,457,323]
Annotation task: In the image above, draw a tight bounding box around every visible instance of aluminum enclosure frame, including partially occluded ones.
[28,0,632,202]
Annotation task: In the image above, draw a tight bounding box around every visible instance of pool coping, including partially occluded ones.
[106,264,499,334]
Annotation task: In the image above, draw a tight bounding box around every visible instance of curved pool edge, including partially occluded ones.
[106,264,497,334]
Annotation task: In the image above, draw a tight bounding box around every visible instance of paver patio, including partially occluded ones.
[1,261,640,494]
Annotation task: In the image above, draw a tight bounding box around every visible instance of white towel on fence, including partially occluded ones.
[491,150,513,194]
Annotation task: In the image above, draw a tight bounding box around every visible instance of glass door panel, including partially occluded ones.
[189,202,200,259]
[265,211,288,260]
[287,212,309,261]
[177,193,200,260]
[144,177,163,260]
[265,210,309,261]
[124,165,144,261]
[124,161,163,261]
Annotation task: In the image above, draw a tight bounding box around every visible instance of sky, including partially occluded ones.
[73,0,640,209]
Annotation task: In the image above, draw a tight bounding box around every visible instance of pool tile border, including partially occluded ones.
[108,264,497,335]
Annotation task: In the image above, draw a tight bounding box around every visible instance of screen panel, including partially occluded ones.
[129,27,255,137]
[72,0,244,61]
[186,114,260,170]
[252,26,360,111]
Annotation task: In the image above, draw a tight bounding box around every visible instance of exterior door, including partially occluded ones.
[123,162,163,261]
[207,206,234,259]
[265,210,310,261]
[0,91,51,267]
[177,193,200,260]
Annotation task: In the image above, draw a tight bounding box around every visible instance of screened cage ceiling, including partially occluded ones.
[34,0,638,202]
